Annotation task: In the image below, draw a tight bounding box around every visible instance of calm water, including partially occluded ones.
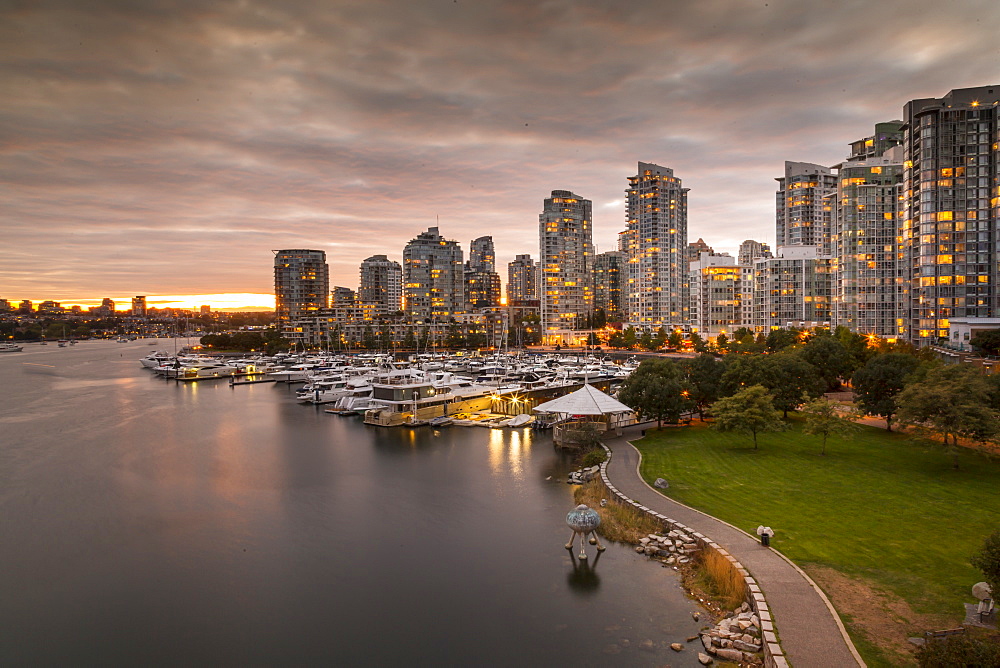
[0,341,703,666]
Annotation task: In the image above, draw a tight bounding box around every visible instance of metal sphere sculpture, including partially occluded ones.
[565,504,605,560]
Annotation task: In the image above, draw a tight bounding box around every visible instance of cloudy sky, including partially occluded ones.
[3,0,999,308]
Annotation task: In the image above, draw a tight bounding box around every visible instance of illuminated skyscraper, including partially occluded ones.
[131,296,147,317]
[592,250,625,322]
[901,85,1000,345]
[468,236,496,273]
[403,227,464,320]
[273,249,329,332]
[832,122,905,338]
[507,254,538,303]
[358,254,402,315]
[465,236,501,310]
[738,240,772,265]
[776,162,838,252]
[539,190,593,342]
[624,162,688,328]
[689,252,741,338]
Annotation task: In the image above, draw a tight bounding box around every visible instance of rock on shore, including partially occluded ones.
[698,602,764,665]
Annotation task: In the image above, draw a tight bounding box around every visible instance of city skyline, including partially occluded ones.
[4,1,1000,307]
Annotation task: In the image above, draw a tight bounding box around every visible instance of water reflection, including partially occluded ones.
[487,427,532,477]
[566,551,602,595]
[0,342,706,668]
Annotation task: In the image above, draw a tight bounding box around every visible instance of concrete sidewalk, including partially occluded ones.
[602,424,863,667]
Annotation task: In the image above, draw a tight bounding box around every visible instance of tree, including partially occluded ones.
[765,328,800,352]
[714,333,729,352]
[690,331,707,353]
[622,327,638,350]
[769,351,824,417]
[799,335,853,391]
[618,359,693,427]
[668,329,683,349]
[835,325,876,369]
[896,365,1000,469]
[801,396,860,455]
[403,330,417,350]
[710,385,786,450]
[683,353,724,419]
[970,329,1000,356]
[971,529,1000,607]
[851,352,919,431]
[720,353,773,397]
[728,328,764,355]
[362,326,377,350]
[654,327,668,350]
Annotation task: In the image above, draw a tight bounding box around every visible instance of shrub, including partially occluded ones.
[915,634,1000,667]
[580,448,607,468]
[971,529,1000,603]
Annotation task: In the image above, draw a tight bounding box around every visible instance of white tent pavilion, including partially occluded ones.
[533,384,636,447]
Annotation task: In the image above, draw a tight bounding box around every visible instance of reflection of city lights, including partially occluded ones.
[488,428,504,473]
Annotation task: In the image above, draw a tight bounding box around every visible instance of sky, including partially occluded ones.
[3,0,1000,310]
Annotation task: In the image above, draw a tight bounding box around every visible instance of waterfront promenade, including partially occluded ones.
[603,424,864,667]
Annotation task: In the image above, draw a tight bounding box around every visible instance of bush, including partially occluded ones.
[915,634,1000,667]
[580,448,607,468]
[972,529,1000,602]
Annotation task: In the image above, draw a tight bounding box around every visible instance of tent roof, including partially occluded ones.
[532,383,633,416]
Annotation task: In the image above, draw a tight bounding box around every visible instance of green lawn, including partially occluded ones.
[635,420,1000,640]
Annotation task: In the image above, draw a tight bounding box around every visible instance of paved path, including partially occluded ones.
[603,424,863,667]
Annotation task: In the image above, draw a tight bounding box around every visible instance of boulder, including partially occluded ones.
[654,478,669,489]
[670,642,683,651]
[734,640,761,653]
[700,634,713,651]
[715,647,743,662]
[697,652,713,665]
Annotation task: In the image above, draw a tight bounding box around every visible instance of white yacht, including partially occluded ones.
[364,371,513,427]
[0,343,24,353]
[175,363,237,380]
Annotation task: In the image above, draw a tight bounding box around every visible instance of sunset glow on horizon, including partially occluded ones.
[42,293,276,312]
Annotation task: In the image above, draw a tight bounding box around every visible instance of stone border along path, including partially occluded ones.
[599,424,865,668]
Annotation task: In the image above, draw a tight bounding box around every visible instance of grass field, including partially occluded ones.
[634,419,1000,666]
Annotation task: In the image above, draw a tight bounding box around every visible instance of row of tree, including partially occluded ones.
[617,330,1000,468]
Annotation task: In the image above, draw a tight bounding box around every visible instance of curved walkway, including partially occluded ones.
[603,424,864,667]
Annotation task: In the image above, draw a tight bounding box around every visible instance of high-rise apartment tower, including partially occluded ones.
[358,254,403,315]
[901,85,1000,345]
[623,162,689,327]
[539,190,593,342]
[402,227,465,320]
[274,249,330,331]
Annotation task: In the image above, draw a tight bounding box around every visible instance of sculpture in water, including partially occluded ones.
[565,504,606,560]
